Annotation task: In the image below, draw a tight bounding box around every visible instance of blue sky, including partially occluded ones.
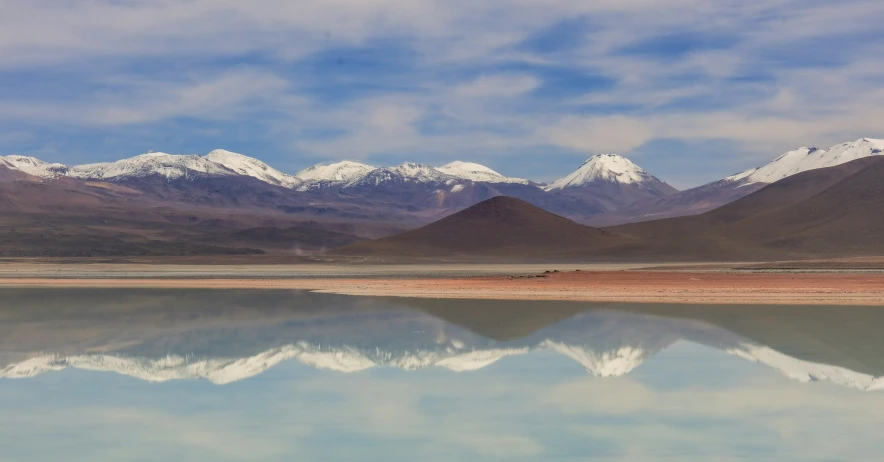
[1,1,884,187]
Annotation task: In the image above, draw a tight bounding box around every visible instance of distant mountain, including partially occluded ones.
[346,162,457,187]
[333,196,628,259]
[0,155,68,179]
[317,162,545,211]
[294,160,376,189]
[1,138,883,257]
[545,154,678,214]
[546,154,673,192]
[69,152,236,181]
[610,156,884,259]
[437,161,530,185]
[204,149,302,188]
[613,138,884,225]
[728,138,884,185]
[0,149,679,226]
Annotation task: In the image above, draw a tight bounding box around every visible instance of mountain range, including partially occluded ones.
[337,154,884,261]
[600,137,884,225]
[0,137,881,257]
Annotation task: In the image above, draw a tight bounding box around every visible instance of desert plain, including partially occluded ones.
[4,258,884,306]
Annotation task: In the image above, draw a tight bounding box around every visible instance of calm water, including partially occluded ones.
[1,289,884,461]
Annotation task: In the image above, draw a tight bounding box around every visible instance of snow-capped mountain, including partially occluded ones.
[69,152,236,181]
[347,162,458,187]
[437,161,529,185]
[546,154,676,193]
[542,154,678,214]
[334,161,549,210]
[0,155,69,179]
[616,137,884,224]
[726,137,884,186]
[2,137,879,226]
[204,149,301,188]
[294,160,376,188]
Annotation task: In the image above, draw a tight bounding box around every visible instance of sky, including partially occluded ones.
[1,1,884,188]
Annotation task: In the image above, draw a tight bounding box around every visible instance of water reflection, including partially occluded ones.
[2,289,884,460]
[2,289,883,389]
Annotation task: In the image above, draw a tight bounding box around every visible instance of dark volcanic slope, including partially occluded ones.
[0,175,382,257]
[610,156,884,259]
[332,196,629,259]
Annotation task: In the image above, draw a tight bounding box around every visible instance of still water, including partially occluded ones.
[1,289,883,461]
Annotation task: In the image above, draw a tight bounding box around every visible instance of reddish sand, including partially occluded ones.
[4,270,884,305]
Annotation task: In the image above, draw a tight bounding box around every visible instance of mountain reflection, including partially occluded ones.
[1,289,883,390]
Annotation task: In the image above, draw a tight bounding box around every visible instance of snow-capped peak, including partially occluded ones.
[347,162,458,187]
[0,155,69,179]
[546,154,660,190]
[69,152,236,181]
[437,161,529,184]
[726,137,884,186]
[294,160,375,185]
[204,149,301,188]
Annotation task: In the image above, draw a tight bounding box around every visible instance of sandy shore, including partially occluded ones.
[3,270,884,305]
[0,262,660,279]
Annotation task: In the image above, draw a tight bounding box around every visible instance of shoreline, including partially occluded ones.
[3,270,884,306]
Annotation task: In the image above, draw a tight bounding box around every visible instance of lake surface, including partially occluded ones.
[1,289,883,461]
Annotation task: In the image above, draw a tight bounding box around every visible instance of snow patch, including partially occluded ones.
[347,162,459,187]
[204,149,301,188]
[0,155,69,179]
[438,161,529,184]
[69,152,235,181]
[294,160,375,187]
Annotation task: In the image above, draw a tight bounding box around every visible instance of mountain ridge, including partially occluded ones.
[610,137,884,224]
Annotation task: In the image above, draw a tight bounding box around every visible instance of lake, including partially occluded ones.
[1,289,883,461]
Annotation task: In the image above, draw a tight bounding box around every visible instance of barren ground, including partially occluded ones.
[3,266,884,305]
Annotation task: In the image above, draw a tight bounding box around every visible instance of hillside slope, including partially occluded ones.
[332,196,630,259]
[609,156,884,259]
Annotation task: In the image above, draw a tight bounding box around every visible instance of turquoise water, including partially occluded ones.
[1,289,883,461]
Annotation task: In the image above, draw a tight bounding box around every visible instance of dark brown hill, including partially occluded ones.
[0,164,39,183]
[609,156,884,259]
[0,175,379,257]
[332,196,630,259]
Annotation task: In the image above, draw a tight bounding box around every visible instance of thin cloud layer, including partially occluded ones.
[1,0,883,186]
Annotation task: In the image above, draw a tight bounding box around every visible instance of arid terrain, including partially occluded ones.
[4,264,884,305]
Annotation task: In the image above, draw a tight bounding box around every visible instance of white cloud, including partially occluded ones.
[0,69,294,126]
[540,116,655,154]
[1,0,884,185]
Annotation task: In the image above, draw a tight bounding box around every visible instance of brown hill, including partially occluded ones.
[609,156,884,259]
[332,196,631,260]
[0,175,385,257]
[0,164,39,183]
